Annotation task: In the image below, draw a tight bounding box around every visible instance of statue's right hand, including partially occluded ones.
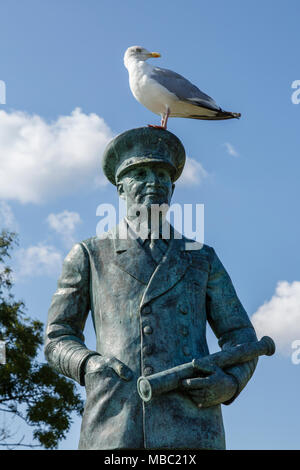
[84,354,133,381]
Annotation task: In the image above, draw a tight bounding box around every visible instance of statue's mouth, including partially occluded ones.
[143,188,165,197]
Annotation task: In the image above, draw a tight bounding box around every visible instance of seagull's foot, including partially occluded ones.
[147,108,170,130]
[147,124,167,130]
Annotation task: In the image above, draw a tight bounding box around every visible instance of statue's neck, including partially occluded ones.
[126,212,167,236]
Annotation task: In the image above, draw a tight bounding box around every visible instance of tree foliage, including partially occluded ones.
[0,230,84,449]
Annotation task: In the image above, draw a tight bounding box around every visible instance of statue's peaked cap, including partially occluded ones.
[102,127,186,185]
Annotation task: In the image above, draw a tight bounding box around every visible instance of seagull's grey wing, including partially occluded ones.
[150,66,221,112]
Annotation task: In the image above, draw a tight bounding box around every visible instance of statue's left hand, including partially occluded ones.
[181,367,238,408]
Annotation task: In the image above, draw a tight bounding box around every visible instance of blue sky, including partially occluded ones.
[0,0,299,449]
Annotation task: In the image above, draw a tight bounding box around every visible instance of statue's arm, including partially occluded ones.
[44,243,99,385]
[206,247,258,404]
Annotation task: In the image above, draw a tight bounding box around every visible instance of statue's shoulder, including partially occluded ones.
[181,234,213,257]
[79,228,116,258]
[180,234,215,270]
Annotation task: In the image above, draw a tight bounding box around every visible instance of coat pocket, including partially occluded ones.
[84,366,120,395]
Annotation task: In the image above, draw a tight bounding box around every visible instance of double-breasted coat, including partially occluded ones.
[45,219,257,450]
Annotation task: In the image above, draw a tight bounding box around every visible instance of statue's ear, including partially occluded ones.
[117,182,125,199]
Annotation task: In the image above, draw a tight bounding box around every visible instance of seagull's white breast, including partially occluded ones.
[127,60,178,116]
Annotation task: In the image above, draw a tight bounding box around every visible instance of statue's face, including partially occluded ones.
[117,164,174,211]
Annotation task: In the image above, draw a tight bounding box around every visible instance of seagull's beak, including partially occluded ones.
[149,52,161,58]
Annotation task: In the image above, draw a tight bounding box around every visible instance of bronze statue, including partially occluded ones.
[45,127,273,450]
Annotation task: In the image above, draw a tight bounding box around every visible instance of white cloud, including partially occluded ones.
[251,281,300,355]
[0,108,113,204]
[223,142,239,157]
[47,210,81,248]
[0,201,18,231]
[15,243,62,279]
[177,157,208,186]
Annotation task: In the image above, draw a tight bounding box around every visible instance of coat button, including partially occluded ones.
[179,307,188,315]
[143,345,153,355]
[142,305,151,315]
[183,346,191,357]
[143,325,153,335]
[143,366,154,376]
[181,326,189,336]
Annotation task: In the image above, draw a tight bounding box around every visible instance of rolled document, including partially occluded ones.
[137,336,275,402]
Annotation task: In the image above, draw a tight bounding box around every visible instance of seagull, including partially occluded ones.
[124,45,241,129]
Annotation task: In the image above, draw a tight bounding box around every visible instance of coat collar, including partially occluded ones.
[112,219,157,285]
[112,219,192,303]
[140,231,192,307]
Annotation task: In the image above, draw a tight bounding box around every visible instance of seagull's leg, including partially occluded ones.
[148,107,170,130]
[161,107,170,129]
[148,113,165,129]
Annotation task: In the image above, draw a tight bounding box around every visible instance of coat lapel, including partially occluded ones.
[140,233,192,307]
[113,219,157,285]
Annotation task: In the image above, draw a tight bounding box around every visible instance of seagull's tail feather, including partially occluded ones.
[219,110,241,119]
[188,110,241,121]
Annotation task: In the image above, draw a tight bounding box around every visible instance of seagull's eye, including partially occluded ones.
[135,48,142,53]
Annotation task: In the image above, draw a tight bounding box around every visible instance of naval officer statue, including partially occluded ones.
[45,127,258,449]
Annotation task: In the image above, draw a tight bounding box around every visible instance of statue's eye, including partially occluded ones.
[158,170,168,179]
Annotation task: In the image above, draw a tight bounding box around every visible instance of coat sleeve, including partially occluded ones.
[206,247,258,405]
[44,242,100,385]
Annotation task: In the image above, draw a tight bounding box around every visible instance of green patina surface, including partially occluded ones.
[45,127,259,450]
